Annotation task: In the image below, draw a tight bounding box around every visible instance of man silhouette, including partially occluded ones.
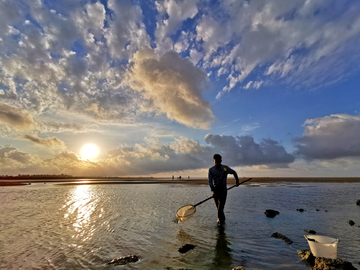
[208,154,239,225]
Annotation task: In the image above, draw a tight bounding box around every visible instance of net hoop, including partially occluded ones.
[176,205,196,222]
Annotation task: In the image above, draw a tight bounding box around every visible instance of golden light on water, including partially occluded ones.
[63,185,97,245]
[81,144,99,159]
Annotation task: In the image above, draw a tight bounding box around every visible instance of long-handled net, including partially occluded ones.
[176,178,252,222]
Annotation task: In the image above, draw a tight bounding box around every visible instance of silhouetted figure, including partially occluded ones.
[172,175,174,180]
[208,154,239,225]
[179,175,182,180]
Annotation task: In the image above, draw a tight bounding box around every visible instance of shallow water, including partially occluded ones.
[0,182,359,269]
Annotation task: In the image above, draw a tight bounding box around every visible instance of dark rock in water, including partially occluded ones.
[356,199,360,206]
[108,255,139,265]
[316,209,320,211]
[264,209,279,218]
[297,249,315,266]
[304,229,316,234]
[348,220,355,226]
[271,232,293,244]
[178,244,195,253]
[313,257,358,270]
[296,208,305,212]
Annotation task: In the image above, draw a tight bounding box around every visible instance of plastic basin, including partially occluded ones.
[304,234,338,259]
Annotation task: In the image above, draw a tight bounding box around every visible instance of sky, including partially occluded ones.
[1,0,360,177]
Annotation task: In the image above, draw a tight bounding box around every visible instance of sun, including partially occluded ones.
[81,144,99,159]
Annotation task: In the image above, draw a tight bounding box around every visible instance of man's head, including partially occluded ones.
[213,154,222,166]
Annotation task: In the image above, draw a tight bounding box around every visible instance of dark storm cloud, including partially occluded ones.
[205,133,295,167]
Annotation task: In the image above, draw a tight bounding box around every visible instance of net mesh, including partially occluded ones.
[176,205,196,222]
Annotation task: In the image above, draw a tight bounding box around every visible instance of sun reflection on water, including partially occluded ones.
[63,185,99,245]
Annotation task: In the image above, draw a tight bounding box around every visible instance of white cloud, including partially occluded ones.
[244,80,264,90]
[0,0,150,131]
[155,0,198,52]
[189,49,203,65]
[241,123,260,132]
[195,0,360,95]
[295,114,360,160]
[105,0,150,60]
[126,47,215,129]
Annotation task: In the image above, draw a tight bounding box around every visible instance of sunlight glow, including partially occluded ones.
[81,144,99,159]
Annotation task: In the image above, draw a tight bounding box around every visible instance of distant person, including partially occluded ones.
[208,154,239,226]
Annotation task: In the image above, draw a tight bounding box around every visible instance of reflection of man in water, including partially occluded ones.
[213,226,232,270]
[208,154,239,225]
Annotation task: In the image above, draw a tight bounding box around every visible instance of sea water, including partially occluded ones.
[0,181,359,269]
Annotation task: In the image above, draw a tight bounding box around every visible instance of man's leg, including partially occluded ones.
[213,194,220,222]
[213,191,227,224]
[217,191,227,225]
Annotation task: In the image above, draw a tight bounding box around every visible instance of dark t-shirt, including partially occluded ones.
[208,164,239,192]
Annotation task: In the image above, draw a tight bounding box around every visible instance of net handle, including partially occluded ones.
[193,178,252,207]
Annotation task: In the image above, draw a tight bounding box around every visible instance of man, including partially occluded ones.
[208,154,240,226]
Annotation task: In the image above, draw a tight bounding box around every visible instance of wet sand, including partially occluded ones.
[2,177,360,186]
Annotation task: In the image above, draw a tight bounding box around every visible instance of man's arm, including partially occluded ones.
[208,169,214,191]
[227,167,239,185]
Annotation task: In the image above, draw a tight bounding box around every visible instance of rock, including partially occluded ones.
[304,229,316,234]
[297,208,305,212]
[356,199,360,206]
[298,250,358,270]
[316,209,320,211]
[232,267,244,270]
[108,255,139,265]
[348,220,355,226]
[264,209,279,218]
[297,249,315,266]
[178,244,195,253]
[271,232,293,244]
[313,257,358,270]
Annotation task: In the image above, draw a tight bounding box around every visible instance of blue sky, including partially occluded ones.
[1,0,360,177]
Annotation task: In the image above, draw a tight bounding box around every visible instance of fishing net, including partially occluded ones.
[176,205,196,222]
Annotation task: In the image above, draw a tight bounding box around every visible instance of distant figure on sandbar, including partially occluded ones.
[208,154,239,226]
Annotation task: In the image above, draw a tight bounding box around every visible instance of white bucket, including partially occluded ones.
[304,235,339,259]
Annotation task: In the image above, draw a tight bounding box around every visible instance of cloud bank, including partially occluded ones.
[0,133,294,175]
[295,114,360,160]
[205,134,295,167]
